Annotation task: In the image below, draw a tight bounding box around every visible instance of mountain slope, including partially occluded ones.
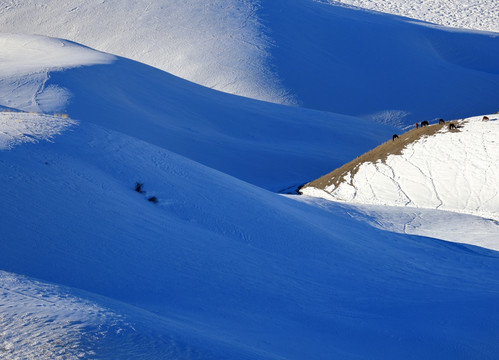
[0,0,290,104]
[1,0,499,123]
[1,7,499,360]
[2,112,499,359]
[301,115,499,221]
[0,33,397,191]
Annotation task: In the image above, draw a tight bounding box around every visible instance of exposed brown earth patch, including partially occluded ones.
[301,120,463,192]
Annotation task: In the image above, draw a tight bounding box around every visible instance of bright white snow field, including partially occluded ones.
[1,1,499,359]
[327,0,499,33]
[1,0,499,124]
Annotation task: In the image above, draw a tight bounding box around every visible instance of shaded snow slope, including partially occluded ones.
[260,0,499,123]
[0,33,397,191]
[299,197,499,251]
[302,115,499,221]
[2,116,499,359]
[1,1,499,122]
[0,271,258,360]
[325,0,499,33]
[354,204,499,251]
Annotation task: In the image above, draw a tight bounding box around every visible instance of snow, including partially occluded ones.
[1,1,499,123]
[302,115,499,222]
[0,0,291,104]
[299,197,499,251]
[3,113,499,359]
[0,112,76,150]
[0,270,126,359]
[1,3,499,359]
[0,34,114,77]
[0,34,114,112]
[323,0,499,33]
[0,33,396,191]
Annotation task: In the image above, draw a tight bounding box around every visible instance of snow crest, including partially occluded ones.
[0,1,293,104]
[0,34,114,112]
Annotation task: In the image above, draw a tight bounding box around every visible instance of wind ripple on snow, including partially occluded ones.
[0,112,76,150]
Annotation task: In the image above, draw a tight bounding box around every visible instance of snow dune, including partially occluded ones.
[302,115,499,221]
[0,32,397,191]
[1,1,499,123]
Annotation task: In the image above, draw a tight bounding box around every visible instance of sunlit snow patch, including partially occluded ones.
[302,114,499,221]
[0,33,114,112]
[324,0,499,33]
[0,270,133,359]
[0,112,76,150]
[0,34,114,77]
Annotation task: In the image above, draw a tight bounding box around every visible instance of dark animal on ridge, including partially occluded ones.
[483,116,489,121]
[421,120,429,127]
[449,123,456,130]
[392,134,399,141]
[439,119,445,124]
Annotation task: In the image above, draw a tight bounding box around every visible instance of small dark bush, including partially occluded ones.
[135,182,145,194]
[148,196,158,204]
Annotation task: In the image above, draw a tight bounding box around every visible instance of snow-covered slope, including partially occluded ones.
[0,33,397,191]
[301,115,499,221]
[0,0,290,104]
[0,34,114,112]
[2,112,499,359]
[1,1,499,124]
[1,5,499,360]
[327,0,499,33]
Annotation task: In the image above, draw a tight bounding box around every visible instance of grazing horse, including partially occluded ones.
[392,134,399,141]
[439,118,445,124]
[449,123,456,130]
[483,116,489,121]
[421,120,429,127]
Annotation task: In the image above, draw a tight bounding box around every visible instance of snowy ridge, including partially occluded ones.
[0,34,114,112]
[1,2,499,122]
[0,33,396,191]
[0,0,291,104]
[302,115,499,221]
[324,0,499,33]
